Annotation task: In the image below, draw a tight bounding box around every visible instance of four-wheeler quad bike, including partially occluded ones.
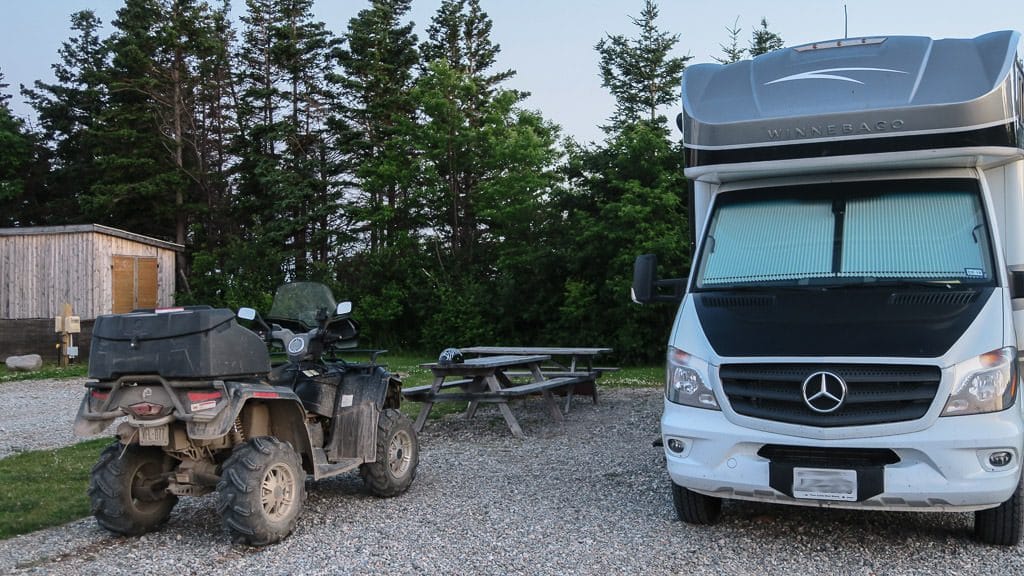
[73,282,418,546]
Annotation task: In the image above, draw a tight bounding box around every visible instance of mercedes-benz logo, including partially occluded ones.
[802,371,847,413]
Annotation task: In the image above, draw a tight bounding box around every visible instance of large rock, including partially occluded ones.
[5,354,43,372]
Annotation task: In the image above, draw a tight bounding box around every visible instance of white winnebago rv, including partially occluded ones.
[633,31,1024,544]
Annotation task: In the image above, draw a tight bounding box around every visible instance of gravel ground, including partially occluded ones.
[0,378,110,458]
[2,380,1024,575]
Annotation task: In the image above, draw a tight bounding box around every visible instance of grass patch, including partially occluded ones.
[600,365,662,389]
[0,362,89,384]
[0,438,111,540]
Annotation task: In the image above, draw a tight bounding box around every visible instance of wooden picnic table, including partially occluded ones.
[460,346,616,411]
[403,354,588,438]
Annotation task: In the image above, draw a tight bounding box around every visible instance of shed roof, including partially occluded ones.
[0,224,184,252]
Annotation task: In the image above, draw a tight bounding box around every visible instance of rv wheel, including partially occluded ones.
[975,477,1023,545]
[360,409,418,497]
[89,442,178,536]
[217,436,306,546]
[672,481,722,525]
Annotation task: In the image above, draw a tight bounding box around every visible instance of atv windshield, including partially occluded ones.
[267,282,338,328]
[693,178,996,290]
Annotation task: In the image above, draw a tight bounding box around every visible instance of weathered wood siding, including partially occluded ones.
[0,231,97,319]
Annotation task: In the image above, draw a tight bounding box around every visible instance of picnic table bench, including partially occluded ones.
[402,347,616,437]
[403,354,595,438]
[461,346,616,411]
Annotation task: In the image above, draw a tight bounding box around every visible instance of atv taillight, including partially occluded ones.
[91,390,109,401]
[128,402,165,417]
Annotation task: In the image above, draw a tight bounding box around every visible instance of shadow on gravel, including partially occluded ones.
[713,499,974,545]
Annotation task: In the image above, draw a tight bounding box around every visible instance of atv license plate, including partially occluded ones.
[792,467,856,501]
[139,425,169,446]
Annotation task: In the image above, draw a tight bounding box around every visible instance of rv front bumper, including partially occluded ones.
[661,399,1024,511]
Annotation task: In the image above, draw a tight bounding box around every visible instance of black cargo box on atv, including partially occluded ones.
[89,307,270,380]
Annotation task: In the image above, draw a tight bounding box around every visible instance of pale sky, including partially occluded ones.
[2,0,1023,144]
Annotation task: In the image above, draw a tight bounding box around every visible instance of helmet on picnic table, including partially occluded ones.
[438,347,464,365]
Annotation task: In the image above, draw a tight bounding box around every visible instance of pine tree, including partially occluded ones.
[595,0,689,133]
[88,0,184,241]
[83,0,241,298]
[331,0,424,344]
[273,0,342,280]
[0,70,37,226]
[334,0,419,256]
[411,0,563,348]
[231,0,341,293]
[713,17,746,64]
[559,0,690,362]
[417,0,526,265]
[22,10,109,225]
[750,17,784,57]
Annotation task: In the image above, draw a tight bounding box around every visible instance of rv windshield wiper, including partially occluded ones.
[698,284,826,293]
[833,279,962,290]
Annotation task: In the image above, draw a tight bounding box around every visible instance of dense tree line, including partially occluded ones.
[0,1,782,362]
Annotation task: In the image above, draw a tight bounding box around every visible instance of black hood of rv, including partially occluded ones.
[693,287,994,358]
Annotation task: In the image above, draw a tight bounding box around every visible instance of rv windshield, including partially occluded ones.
[694,179,995,290]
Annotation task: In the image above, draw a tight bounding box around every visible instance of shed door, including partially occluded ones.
[112,255,158,314]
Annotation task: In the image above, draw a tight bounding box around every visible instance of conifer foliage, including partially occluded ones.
[3,0,740,361]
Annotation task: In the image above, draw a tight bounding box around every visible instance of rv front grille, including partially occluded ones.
[720,363,941,427]
[757,445,900,467]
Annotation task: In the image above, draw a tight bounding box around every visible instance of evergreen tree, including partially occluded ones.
[417,0,525,266]
[22,10,109,225]
[713,17,746,64]
[273,0,343,280]
[332,0,422,344]
[595,0,689,132]
[560,0,689,361]
[182,4,236,264]
[229,0,341,300]
[411,0,564,349]
[87,0,184,240]
[0,71,37,226]
[750,17,784,57]
[84,0,240,297]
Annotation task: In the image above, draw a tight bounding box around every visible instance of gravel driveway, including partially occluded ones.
[2,380,1023,575]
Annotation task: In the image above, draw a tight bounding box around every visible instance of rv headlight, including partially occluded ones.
[942,347,1018,416]
[666,347,719,410]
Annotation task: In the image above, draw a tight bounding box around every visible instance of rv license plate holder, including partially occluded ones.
[792,467,857,501]
[139,425,169,446]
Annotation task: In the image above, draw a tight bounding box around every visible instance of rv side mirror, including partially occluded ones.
[633,254,687,304]
[632,254,658,304]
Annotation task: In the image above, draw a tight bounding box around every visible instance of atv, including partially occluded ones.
[73,282,418,546]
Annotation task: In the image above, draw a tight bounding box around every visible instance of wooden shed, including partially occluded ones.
[0,224,183,358]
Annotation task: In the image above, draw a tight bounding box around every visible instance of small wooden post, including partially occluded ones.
[59,303,72,367]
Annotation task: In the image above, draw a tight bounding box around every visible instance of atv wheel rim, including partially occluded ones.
[388,430,414,477]
[261,463,297,521]
[130,461,165,512]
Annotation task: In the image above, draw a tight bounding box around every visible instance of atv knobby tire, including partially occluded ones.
[216,436,306,546]
[360,409,418,497]
[89,442,178,536]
